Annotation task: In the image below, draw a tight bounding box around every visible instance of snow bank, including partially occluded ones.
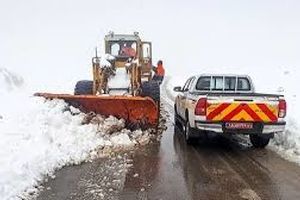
[266,67,300,164]
[0,68,153,200]
[166,67,300,164]
[0,97,102,199]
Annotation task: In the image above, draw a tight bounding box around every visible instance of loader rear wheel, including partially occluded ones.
[141,80,160,103]
[74,80,93,95]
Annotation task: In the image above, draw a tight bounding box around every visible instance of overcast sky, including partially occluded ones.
[0,0,299,91]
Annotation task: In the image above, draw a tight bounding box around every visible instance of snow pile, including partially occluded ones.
[271,119,300,163]
[100,54,115,68]
[0,69,154,200]
[166,68,300,164]
[97,54,131,95]
[108,67,130,92]
[110,133,132,146]
[0,97,101,200]
[0,96,153,199]
[266,68,300,163]
[81,114,153,147]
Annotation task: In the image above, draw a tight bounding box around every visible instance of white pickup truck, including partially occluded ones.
[173,74,286,148]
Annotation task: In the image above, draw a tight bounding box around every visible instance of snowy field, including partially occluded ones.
[166,66,300,164]
[0,68,156,200]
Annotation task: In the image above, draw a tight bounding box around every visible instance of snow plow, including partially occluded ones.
[35,32,160,129]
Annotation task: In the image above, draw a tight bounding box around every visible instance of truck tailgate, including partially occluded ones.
[206,96,279,123]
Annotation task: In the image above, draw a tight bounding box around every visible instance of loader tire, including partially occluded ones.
[141,80,160,102]
[74,80,93,95]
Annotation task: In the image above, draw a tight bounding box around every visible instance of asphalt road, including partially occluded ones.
[37,99,300,200]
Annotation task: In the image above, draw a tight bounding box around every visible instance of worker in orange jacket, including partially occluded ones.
[152,60,165,84]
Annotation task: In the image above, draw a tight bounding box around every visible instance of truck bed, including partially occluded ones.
[196,92,282,123]
[191,92,283,98]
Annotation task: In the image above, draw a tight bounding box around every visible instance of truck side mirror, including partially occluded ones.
[173,86,182,92]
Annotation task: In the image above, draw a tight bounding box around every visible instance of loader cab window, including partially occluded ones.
[237,77,251,91]
[111,43,120,56]
[196,76,210,90]
[109,41,137,57]
[142,43,151,58]
[131,42,137,50]
[120,41,137,57]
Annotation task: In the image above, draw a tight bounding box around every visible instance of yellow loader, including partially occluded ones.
[36,32,160,129]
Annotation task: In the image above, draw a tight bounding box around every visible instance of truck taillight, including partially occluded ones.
[278,99,287,118]
[195,98,207,116]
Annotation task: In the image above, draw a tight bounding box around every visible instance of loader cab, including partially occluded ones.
[108,40,137,58]
[104,32,153,80]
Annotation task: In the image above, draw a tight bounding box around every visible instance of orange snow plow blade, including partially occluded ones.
[34,93,159,129]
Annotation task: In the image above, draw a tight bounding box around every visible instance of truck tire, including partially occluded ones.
[184,121,197,144]
[249,134,270,148]
[141,80,160,103]
[74,80,93,95]
[174,105,181,128]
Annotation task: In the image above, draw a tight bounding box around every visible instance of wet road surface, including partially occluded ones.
[37,100,300,200]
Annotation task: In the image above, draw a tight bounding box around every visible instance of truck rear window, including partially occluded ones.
[196,76,251,91]
[225,77,236,91]
[196,76,210,90]
[237,77,251,91]
[211,77,223,91]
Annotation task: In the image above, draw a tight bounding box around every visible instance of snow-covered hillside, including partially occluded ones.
[0,68,153,200]
[0,68,24,93]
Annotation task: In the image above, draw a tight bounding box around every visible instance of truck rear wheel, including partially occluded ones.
[184,121,197,144]
[74,80,93,95]
[250,134,270,148]
[141,80,160,103]
[174,105,181,128]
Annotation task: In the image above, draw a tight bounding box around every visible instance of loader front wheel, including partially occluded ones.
[141,80,160,103]
[74,80,93,95]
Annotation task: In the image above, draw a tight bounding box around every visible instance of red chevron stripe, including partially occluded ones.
[222,104,244,121]
[257,103,278,122]
[207,103,230,120]
[242,104,261,121]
